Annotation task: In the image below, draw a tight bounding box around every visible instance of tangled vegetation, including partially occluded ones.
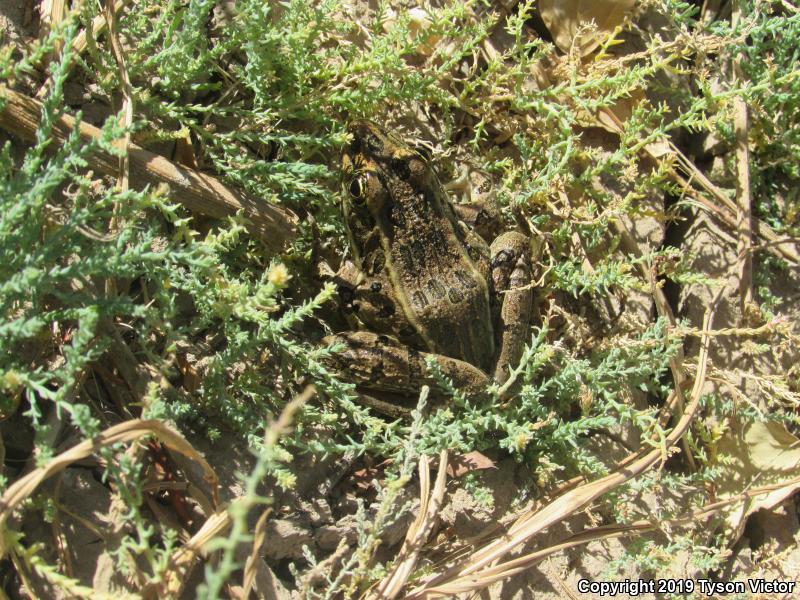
[0,0,798,597]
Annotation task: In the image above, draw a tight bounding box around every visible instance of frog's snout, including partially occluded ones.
[346,120,386,157]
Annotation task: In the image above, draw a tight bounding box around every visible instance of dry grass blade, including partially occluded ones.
[372,450,449,599]
[34,0,68,99]
[38,0,66,42]
[404,294,720,598]
[242,508,272,598]
[0,87,298,251]
[598,107,799,265]
[0,418,219,557]
[418,474,800,595]
[36,0,129,101]
[149,507,232,598]
[614,219,696,468]
[148,387,311,598]
[671,145,799,264]
[72,0,130,57]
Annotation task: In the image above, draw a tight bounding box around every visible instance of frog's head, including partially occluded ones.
[341,120,434,265]
[341,121,395,222]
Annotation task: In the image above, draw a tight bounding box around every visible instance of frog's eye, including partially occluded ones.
[348,175,366,204]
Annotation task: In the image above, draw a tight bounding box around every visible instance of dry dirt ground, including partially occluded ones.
[2,1,800,598]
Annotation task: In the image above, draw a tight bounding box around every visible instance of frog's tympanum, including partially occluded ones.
[323,121,532,414]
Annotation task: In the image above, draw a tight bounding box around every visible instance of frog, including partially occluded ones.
[323,121,532,415]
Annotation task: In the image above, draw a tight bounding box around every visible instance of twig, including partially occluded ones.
[731,0,755,318]
[72,0,130,57]
[155,387,312,598]
[372,450,449,599]
[36,0,130,102]
[674,317,791,339]
[38,0,67,44]
[103,0,133,193]
[614,219,697,470]
[598,107,800,265]
[34,0,69,100]
[0,87,298,251]
[416,474,800,595]
[241,508,272,599]
[102,0,134,297]
[672,146,799,264]
[149,508,232,598]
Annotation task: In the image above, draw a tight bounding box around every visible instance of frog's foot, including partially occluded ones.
[445,169,503,242]
[321,331,489,400]
[490,232,533,385]
[453,201,503,243]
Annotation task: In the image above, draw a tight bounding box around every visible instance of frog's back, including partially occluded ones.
[341,121,494,371]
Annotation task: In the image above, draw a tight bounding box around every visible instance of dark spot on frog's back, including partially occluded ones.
[391,157,411,180]
[454,269,478,289]
[378,302,395,318]
[388,201,406,228]
[398,244,416,272]
[491,249,515,268]
[337,283,354,304]
[426,279,447,300]
[412,290,429,309]
[447,287,464,303]
[368,361,385,383]
[365,132,384,155]
[467,244,483,262]
[368,250,386,275]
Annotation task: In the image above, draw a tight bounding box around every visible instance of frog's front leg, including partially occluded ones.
[321,331,489,399]
[490,232,533,385]
[331,262,423,347]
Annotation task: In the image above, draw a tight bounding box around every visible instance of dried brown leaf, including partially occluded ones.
[539,0,635,56]
[446,451,496,478]
[713,419,800,540]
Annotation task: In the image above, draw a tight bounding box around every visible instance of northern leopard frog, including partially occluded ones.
[324,121,532,412]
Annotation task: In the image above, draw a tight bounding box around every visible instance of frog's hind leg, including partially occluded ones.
[490,232,533,385]
[321,331,489,400]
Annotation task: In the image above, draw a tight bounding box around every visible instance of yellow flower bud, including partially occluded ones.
[268,263,291,288]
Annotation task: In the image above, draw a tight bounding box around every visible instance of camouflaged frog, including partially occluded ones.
[323,121,532,414]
